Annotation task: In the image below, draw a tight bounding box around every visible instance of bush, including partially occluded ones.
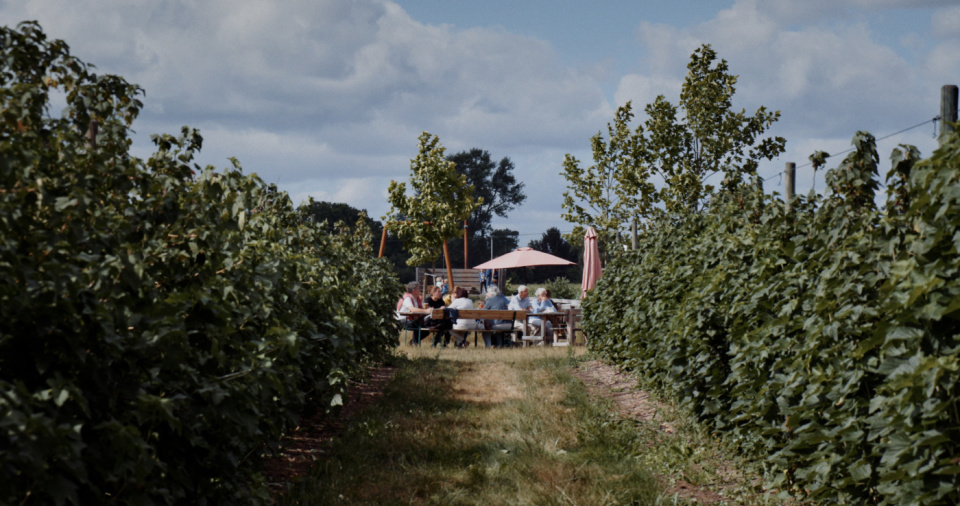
[0,22,400,505]
[545,276,579,299]
[586,130,960,504]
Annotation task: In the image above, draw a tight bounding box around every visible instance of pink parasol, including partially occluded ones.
[472,247,576,270]
[581,227,602,299]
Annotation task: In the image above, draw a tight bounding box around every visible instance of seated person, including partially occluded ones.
[529,287,556,344]
[544,288,555,309]
[448,287,480,348]
[481,286,511,348]
[423,285,451,347]
[508,284,533,335]
[397,281,432,345]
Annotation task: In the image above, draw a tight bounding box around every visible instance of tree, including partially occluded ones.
[561,103,649,258]
[447,148,525,237]
[528,227,581,283]
[445,148,525,267]
[298,199,414,280]
[639,44,785,213]
[561,44,785,256]
[385,132,480,281]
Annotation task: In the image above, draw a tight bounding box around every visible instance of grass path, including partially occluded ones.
[277,347,762,505]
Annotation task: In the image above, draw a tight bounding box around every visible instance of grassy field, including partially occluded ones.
[278,346,770,505]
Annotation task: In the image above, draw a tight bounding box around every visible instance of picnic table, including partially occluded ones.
[401,307,584,347]
[428,308,527,347]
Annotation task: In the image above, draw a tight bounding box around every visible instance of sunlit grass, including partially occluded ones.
[277,343,775,505]
[279,346,662,505]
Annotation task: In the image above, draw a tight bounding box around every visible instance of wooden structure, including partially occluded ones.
[378,220,473,292]
[418,267,494,294]
[427,309,526,347]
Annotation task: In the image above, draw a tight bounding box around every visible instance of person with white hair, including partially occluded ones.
[482,285,511,347]
[528,286,557,344]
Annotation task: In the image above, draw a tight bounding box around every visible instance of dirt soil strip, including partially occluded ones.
[570,360,730,504]
[261,365,397,495]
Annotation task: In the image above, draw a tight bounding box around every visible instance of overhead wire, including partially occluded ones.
[759,115,942,184]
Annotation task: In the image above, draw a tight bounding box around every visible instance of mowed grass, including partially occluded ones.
[278,345,666,505]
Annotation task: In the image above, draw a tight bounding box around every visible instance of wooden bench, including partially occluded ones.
[429,309,527,347]
[553,307,584,346]
[421,268,496,295]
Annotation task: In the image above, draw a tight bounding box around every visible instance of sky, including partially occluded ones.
[3,0,959,249]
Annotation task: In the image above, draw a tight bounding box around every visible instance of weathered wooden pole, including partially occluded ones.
[784,162,796,213]
[378,227,388,258]
[463,220,468,269]
[630,218,638,250]
[442,242,454,293]
[941,84,958,147]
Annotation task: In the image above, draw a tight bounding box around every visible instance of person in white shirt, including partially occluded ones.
[397,281,431,345]
[448,286,480,348]
[508,285,535,338]
[508,285,532,311]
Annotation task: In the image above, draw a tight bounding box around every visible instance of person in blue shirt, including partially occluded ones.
[479,270,488,293]
[529,287,556,344]
[482,286,511,347]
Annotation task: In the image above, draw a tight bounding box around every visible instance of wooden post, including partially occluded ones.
[630,218,637,250]
[784,162,796,213]
[941,84,958,147]
[442,242,454,294]
[463,220,468,269]
[378,226,388,258]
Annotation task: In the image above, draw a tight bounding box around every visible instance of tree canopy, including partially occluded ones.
[527,227,581,283]
[562,44,786,256]
[441,148,525,267]
[385,132,480,267]
[299,199,414,279]
[446,148,526,238]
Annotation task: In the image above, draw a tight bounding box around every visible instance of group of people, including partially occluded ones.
[396,281,558,348]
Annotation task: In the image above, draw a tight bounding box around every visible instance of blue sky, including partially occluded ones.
[2,0,958,248]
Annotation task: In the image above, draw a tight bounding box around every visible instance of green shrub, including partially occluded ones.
[586,130,960,504]
[0,22,400,505]
[545,276,579,299]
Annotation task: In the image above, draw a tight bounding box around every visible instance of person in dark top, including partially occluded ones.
[482,286,512,347]
[423,285,451,347]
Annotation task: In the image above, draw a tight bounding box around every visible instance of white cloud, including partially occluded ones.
[4,0,956,239]
[931,5,960,40]
[614,73,684,107]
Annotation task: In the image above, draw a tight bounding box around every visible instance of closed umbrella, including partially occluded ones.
[581,227,601,299]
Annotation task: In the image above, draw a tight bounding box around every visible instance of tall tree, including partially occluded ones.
[561,103,647,258]
[528,227,580,283]
[445,149,525,267]
[298,199,414,280]
[561,44,785,257]
[447,148,525,237]
[639,44,786,213]
[385,132,480,281]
